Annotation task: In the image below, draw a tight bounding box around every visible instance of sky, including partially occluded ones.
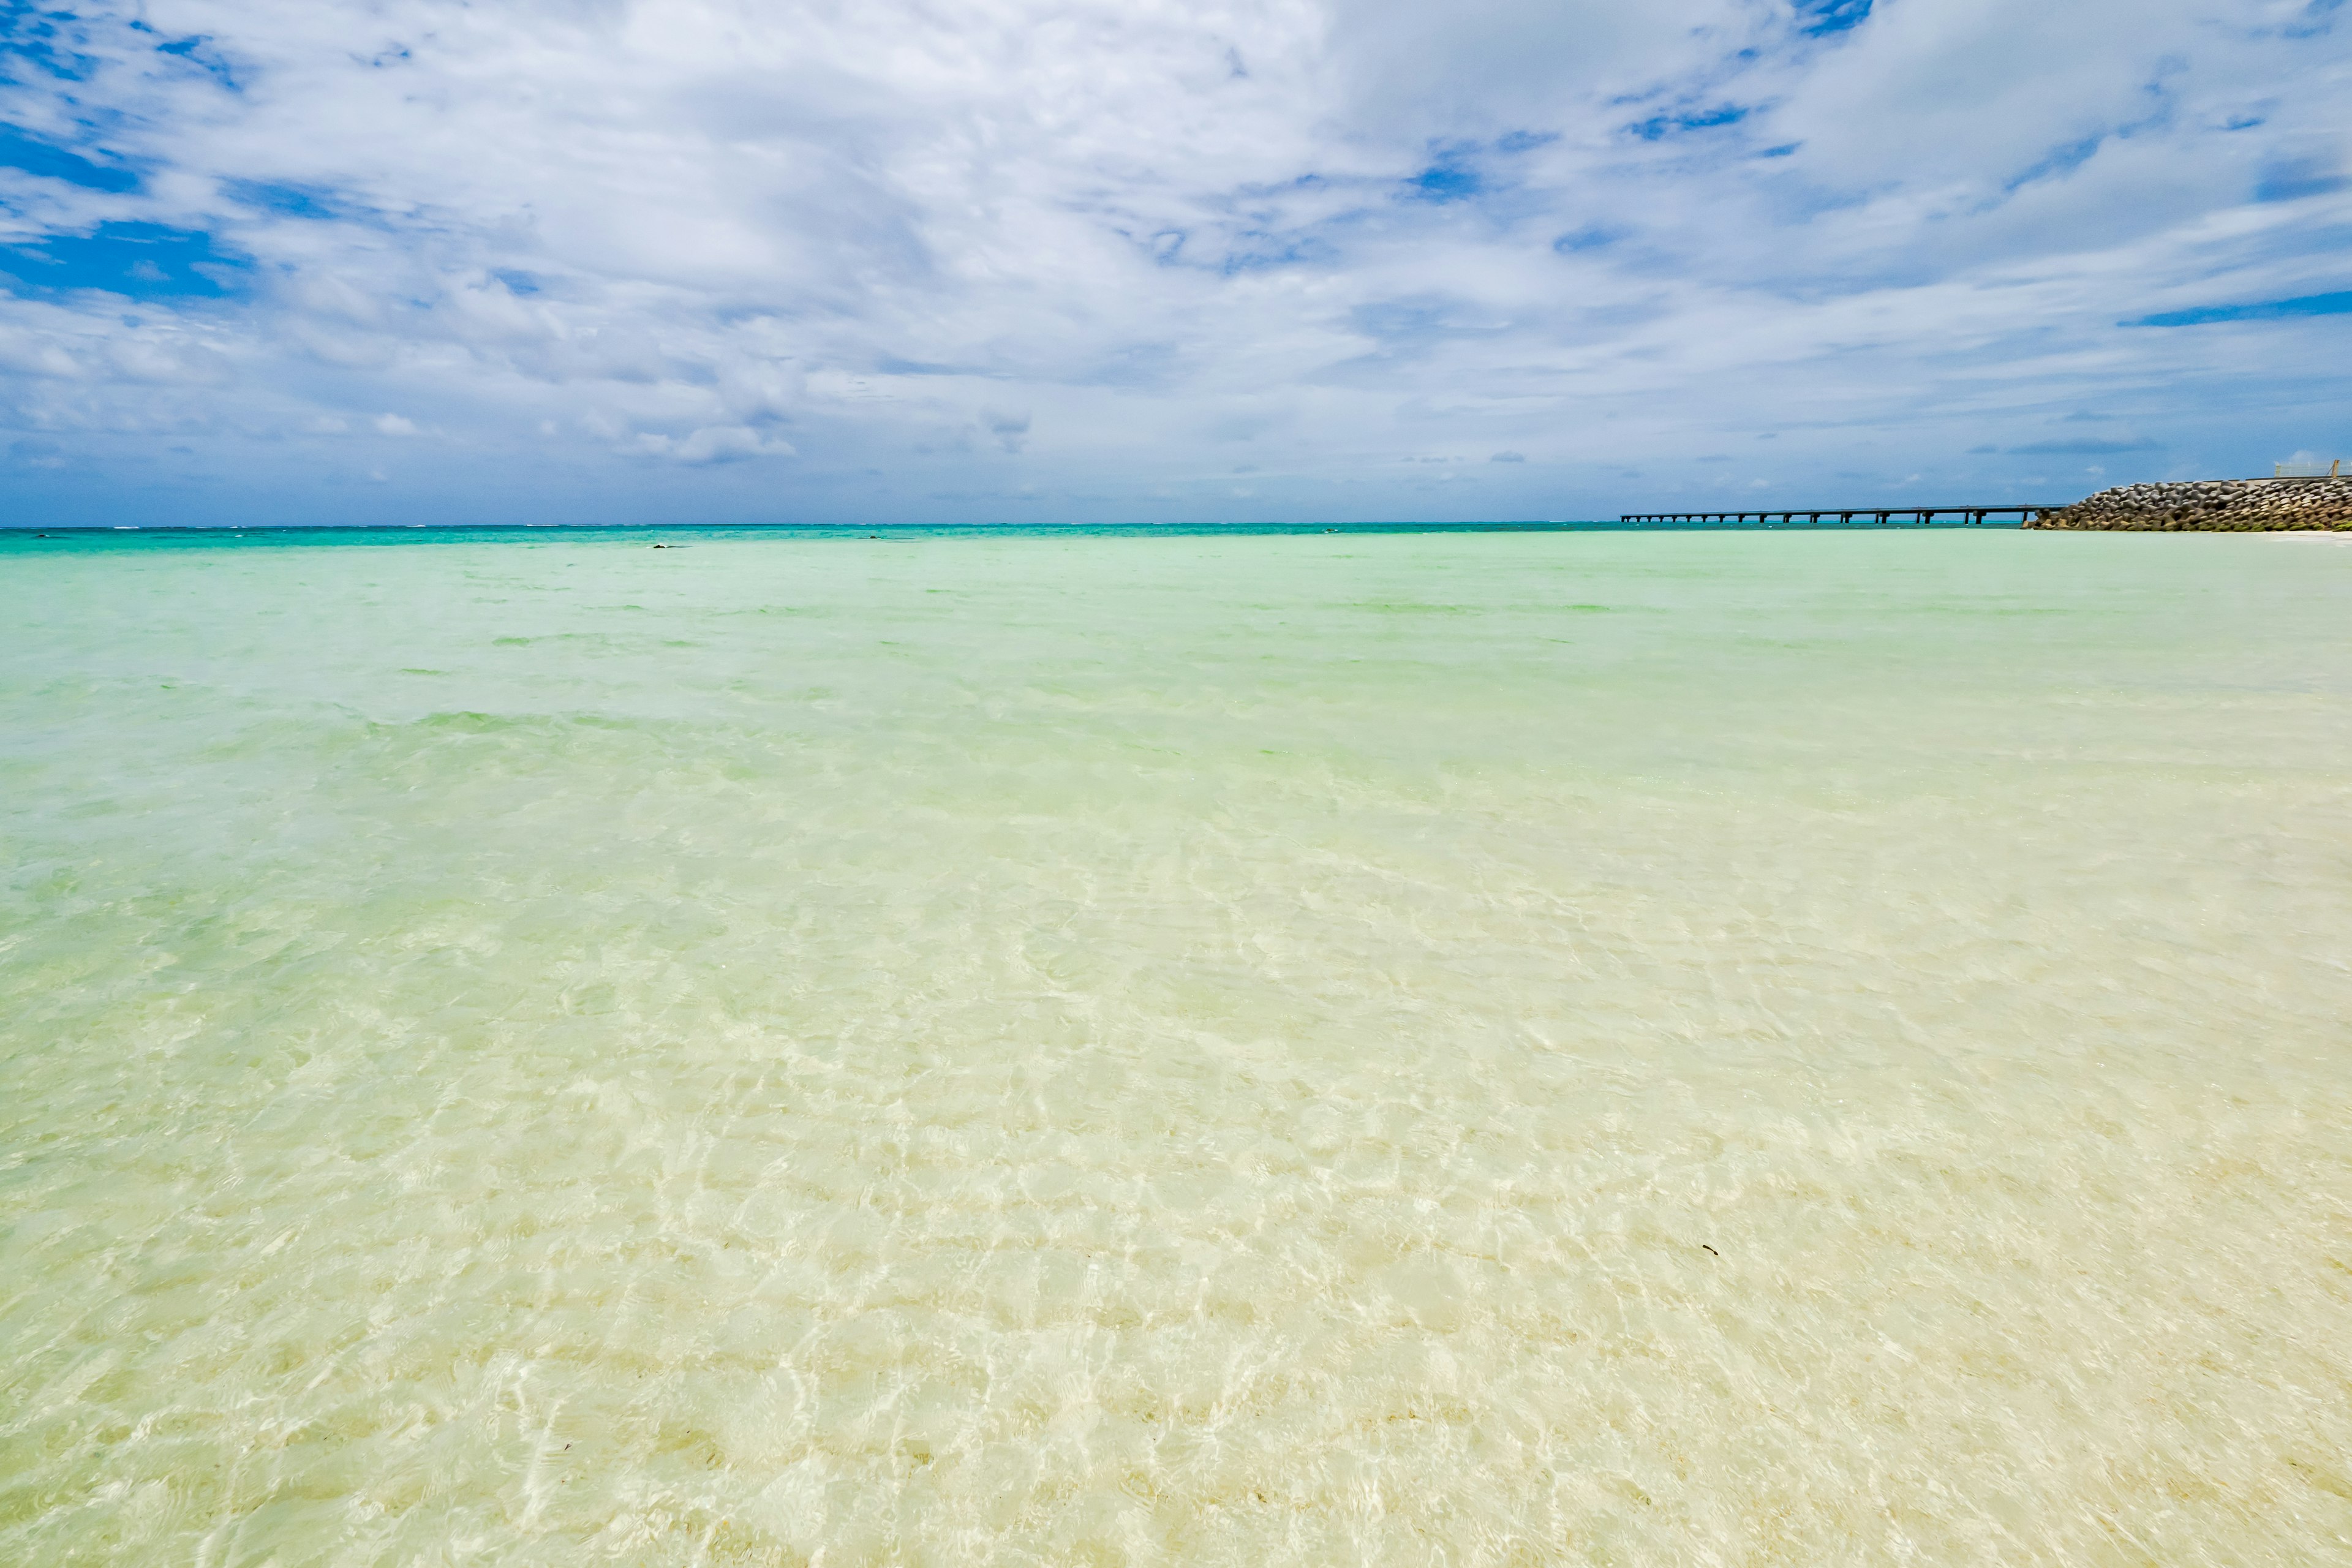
[2,0,2348,527]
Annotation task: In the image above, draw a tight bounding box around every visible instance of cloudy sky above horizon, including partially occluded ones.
[2,0,2348,527]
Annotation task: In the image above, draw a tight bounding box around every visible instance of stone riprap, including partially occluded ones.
[2026,477,2352,530]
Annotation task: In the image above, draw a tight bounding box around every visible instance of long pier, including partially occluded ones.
[1619,503,2063,525]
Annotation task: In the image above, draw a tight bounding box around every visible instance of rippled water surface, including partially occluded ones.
[4,527,2350,1565]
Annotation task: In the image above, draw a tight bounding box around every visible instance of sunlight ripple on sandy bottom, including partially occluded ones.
[2,529,2349,1564]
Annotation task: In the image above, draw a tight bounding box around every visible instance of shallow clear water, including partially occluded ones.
[3,527,2349,1565]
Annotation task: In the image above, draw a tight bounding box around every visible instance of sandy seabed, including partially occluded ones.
[3,527,2350,1565]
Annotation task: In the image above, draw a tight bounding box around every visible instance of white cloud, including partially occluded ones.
[626,424,796,464]
[0,0,2347,525]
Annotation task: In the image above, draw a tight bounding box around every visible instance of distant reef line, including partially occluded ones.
[2026,478,2352,530]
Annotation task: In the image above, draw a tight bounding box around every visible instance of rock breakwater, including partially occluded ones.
[2026,478,2352,530]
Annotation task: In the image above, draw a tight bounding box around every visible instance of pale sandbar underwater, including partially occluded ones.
[3,526,2350,1564]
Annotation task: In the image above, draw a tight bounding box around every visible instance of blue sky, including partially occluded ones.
[2,0,2348,526]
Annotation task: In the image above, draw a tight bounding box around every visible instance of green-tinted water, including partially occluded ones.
[4,529,2350,1564]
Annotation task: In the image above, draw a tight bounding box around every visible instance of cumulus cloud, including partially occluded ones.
[0,0,2346,525]
[626,424,797,464]
[982,410,1031,454]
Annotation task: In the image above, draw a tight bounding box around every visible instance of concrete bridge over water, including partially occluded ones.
[1619,503,2064,526]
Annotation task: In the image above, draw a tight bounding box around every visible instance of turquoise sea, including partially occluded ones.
[4,525,2350,1564]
